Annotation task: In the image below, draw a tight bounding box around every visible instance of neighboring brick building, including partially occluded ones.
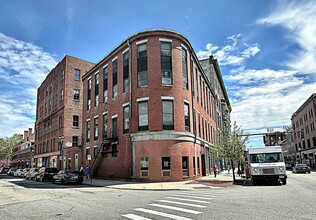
[34,56,94,170]
[291,93,316,168]
[200,56,232,170]
[263,131,286,146]
[82,29,229,181]
[11,128,34,168]
[200,56,231,135]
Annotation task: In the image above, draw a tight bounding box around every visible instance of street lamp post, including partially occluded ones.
[58,136,64,170]
[298,147,302,164]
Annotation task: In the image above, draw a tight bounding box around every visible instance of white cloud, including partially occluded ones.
[0,33,57,138]
[197,34,260,66]
[257,0,316,73]
[230,81,316,131]
[197,15,315,147]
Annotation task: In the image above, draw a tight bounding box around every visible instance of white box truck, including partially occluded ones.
[246,146,287,185]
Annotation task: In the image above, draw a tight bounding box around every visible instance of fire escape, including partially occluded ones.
[90,130,119,178]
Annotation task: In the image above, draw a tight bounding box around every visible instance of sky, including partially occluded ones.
[0,0,315,147]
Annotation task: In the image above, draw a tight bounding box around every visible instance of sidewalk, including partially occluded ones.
[82,170,241,190]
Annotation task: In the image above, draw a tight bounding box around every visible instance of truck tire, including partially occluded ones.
[282,179,287,185]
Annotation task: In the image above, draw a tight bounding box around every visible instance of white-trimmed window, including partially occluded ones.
[184,102,190,132]
[112,59,118,98]
[87,78,91,110]
[161,42,172,85]
[86,120,90,142]
[112,116,118,138]
[73,115,79,128]
[138,101,148,131]
[138,44,148,87]
[61,89,64,101]
[162,100,174,130]
[74,69,80,81]
[123,105,130,134]
[103,113,108,139]
[74,89,80,100]
[95,72,99,107]
[103,66,108,103]
[182,47,188,90]
[94,117,98,141]
[123,51,129,93]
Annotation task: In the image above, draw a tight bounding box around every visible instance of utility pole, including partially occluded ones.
[58,136,64,170]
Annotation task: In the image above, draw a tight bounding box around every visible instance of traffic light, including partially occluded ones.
[301,130,305,141]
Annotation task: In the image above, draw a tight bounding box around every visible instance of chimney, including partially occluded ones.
[24,130,28,139]
[210,55,214,60]
[20,134,23,141]
[28,128,32,137]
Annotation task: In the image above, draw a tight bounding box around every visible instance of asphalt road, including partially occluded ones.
[0,171,315,220]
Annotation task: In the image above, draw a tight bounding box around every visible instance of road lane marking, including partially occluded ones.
[165,197,210,204]
[175,195,215,200]
[148,203,202,214]
[303,175,316,180]
[177,192,221,196]
[158,200,206,208]
[122,213,152,220]
[135,208,193,220]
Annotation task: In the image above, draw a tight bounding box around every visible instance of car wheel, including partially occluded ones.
[52,179,55,184]
[308,171,311,174]
[61,179,65,185]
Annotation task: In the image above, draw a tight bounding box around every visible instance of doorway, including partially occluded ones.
[201,154,206,176]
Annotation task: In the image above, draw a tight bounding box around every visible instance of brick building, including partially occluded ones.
[263,131,286,146]
[34,56,94,170]
[291,93,316,168]
[200,56,232,169]
[82,29,229,181]
[11,128,34,168]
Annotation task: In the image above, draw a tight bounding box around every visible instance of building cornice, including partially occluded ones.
[130,131,214,148]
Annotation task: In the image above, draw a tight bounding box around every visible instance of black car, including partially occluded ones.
[292,164,311,173]
[0,167,9,174]
[52,170,83,184]
[36,167,59,181]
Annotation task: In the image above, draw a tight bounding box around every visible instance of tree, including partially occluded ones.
[0,134,21,163]
[214,122,249,183]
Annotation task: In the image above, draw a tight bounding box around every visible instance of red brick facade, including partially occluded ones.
[82,30,220,181]
[34,56,94,170]
[291,93,316,167]
[11,128,34,168]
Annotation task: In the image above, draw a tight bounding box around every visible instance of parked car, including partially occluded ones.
[292,164,311,173]
[36,167,59,182]
[0,167,9,174]
[7,168,16,176]
[22,168,30,178]
[52,170,83,184]
[14,169,24,177]
[25,168,39,180]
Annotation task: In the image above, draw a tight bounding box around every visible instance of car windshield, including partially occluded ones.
[250,153,283,163]
[297,164,307,167]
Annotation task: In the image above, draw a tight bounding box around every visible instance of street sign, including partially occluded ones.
[59,156,62,161]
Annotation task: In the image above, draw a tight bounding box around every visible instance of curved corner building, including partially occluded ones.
[82,29,227,182]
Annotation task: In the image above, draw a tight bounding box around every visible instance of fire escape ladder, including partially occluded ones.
[90,144,104,178]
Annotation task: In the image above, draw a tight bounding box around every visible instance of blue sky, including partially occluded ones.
[0,0,315,147]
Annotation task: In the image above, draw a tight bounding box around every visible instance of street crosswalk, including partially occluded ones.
[121,190,222,220]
